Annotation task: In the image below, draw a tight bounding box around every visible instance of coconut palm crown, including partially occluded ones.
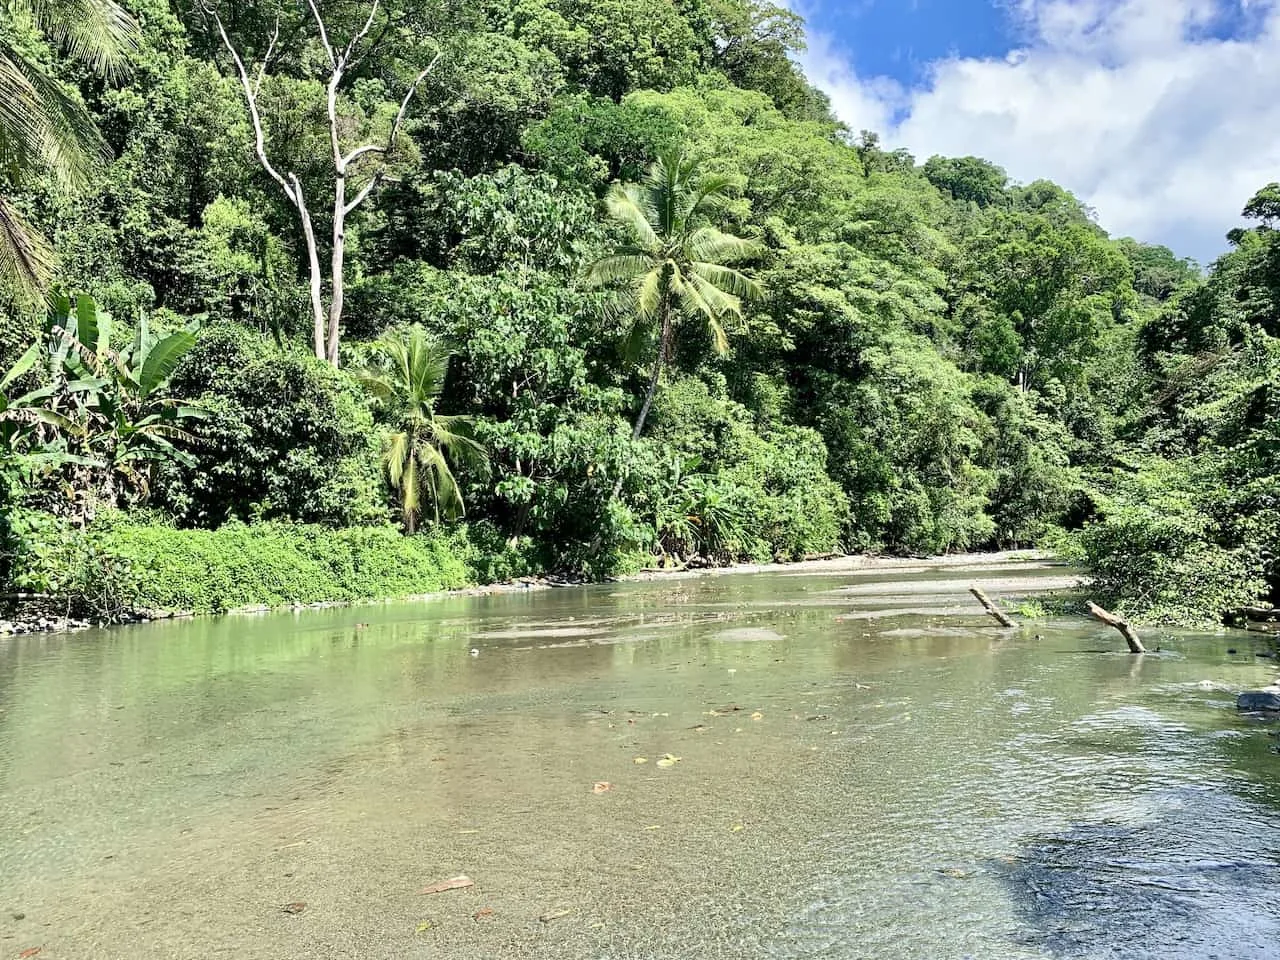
[585,149,765,439]
[357,325,488,532]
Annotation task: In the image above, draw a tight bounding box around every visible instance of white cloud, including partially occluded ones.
[790,0,1280,262]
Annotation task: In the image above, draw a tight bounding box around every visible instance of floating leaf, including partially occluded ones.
[282,902,307,915]
[751,712,764,721]
[539,908,572,923]
[656,754,682,769]
[731,824,745,832]
[473,908,494,921]
[415,920,433,933]
[592,781,613,794]
[420,875,474,895]
[19,949,42,959]
[632,757,648,764]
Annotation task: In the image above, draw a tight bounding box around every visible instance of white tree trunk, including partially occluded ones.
[210,0,437,367]
[328,174,346,367]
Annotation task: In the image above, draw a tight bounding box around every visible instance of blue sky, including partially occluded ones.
[787,0,1280,263]
[806,0,1016,88]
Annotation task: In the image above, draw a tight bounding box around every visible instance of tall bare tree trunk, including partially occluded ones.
[328,174,346,367]
[296,183,326,360]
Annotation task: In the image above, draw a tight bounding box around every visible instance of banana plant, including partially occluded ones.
[52,295,205,498]
[1,294,204,505]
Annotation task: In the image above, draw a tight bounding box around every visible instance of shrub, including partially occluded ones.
[1078,456,1271,624]
[1080,506,1264,625]
[12,514,476,617]
[156,325,386,527]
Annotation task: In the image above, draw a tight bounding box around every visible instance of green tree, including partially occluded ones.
[0,0,138,302]
[358,325,488,532]
[922,155,1009,208]
[586,149,764,439]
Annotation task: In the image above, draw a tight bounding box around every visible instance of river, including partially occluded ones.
[1,556,1278,959]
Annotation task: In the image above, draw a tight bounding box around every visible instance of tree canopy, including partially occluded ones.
[1,0,1274,624]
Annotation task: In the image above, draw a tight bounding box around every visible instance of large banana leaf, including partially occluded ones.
[1,342,41,391]
[138,330,196,397]
[75,292,110,358]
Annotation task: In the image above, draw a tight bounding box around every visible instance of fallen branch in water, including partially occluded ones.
[970,587,1016,628]
[1087,601,1146,654]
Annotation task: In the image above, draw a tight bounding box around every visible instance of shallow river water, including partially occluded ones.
[2,556,1278,960]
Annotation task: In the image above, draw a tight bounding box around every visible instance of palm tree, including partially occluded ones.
[585,150,765,440]
[358,326,488,533]
[1,0,138,303]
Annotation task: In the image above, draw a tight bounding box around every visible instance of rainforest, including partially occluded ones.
[1,0,1277,626]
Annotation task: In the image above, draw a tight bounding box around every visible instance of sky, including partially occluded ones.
[784,0,1280,263]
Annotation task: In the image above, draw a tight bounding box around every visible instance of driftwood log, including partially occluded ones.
[970,587,1016,628]
[1087,601,1146,654]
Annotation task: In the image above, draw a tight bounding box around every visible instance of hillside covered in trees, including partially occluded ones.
[1,0,1276,624]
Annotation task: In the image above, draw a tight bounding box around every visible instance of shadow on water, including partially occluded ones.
[997,778,1280,959]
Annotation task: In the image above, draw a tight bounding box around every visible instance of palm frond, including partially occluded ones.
[584,254,655,289]
[686,227,764,265]
[431,414,490,476]
[621,315,654,364]
[417,441,464,519]
[406,331,450,407]
[646,152,696,237]
[635,265,664,318]
[684,173,735,223]
[355,370,396,403]
[668,267,716,323]
[15,0,140,80]
[0,52,48,172]
[603,183,659,250]
[384,430,410,487]
[685,269,743,319]
[689,261,765,302]
[0,195,54,305]
[14,54,110,182]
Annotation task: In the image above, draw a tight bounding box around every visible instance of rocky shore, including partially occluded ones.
[0,614,95,636]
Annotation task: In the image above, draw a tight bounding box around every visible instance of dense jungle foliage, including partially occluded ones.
[1,0,1276,623]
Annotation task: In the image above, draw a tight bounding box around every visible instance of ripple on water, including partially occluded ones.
[996,786,1280,959]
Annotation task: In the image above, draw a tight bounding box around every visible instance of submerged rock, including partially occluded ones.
[1236,690,1280,712]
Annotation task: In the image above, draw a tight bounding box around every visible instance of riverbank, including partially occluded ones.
[1,548,1061,637]
[622,549,1055,582]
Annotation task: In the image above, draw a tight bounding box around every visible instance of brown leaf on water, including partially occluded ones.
[19,948,42,959]
[592,781,613,794]
[282,902,307,915]
[420,875,474,895]
[473,908,495,921]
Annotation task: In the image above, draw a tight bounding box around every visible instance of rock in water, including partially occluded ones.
[1236,690,1280,712]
